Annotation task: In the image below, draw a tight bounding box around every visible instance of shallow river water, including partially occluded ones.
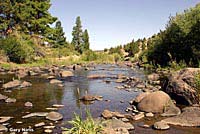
[0,64,200,134]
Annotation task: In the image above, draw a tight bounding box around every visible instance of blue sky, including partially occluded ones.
[49,0,199,50]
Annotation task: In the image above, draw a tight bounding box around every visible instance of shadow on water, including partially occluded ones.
[0,64,200,134]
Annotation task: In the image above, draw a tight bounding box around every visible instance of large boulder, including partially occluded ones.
[162,68,200,105]
[161,106,200,127]
[137,91,177,113]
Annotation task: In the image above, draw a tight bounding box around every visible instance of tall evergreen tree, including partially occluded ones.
[0,0,57,38]
[71,16,83,53]
[52,20,66,47]
[83,29,90,50]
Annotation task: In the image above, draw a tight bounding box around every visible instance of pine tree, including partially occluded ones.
[83,29,90,50]
[0,0,57,38]
[52,21,66,48]
[0,0,14,36]
[71,16,83,53]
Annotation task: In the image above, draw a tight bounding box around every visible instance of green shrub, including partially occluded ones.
[195,72,200,90]
[0,36,34,63]
[63,111,103,134]
[81,50,98,61]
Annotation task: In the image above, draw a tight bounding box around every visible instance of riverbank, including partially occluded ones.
[0,63,199,134]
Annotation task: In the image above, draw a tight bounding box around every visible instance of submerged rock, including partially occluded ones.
[60,70,73,77]
[25,102,33,107]
[80,95,103,101]
[35,122,45,127]
[0,94,8,100]
[2,80,21,89]
[5,98,16,103]
[44,129,53,133]
[2,80,32,89]
[46,112,63,121]
[0,117,13,123]
[49,79,62,84]
[87,74,106,79]
[103,118,134,131]
[20,81,32,88]
[22,112,48,118]
[153,121,170,130]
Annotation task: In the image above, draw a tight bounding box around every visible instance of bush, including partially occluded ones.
[0,36,34,63]
[81,50,98,61]
[195,72,200,90]
[63,110,103,134]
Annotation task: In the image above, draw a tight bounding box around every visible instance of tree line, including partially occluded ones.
[0,0,90,63]
[114,3,200,68]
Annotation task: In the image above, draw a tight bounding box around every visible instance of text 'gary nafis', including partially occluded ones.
[9,128,34,133]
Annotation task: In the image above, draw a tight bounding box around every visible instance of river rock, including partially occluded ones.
[132,112,144,120]
[0,124,8,132]
[103,118,134,131]
[44,129,52,133]
[49,79,62,84]
[47,76,55,80]
[0,117,13,123]
[5,98,16,103]
[60,70,73,77]
[46,112,63,121]
[52,104,64,108]
[153,121,170,130]
[0,94,8,100]
[80,95,103,101]
[102,110,125,119]
[25,102,33,107]
[147,73,160,81]
[43,126,55,129]
[137,91,176,113]
[16,69,28,78]
[162,68,200,105]
[102,110,113,119]
[161,107,200,126]
[2,80,21,89]
[72,64,82,70]
[20,81,32,88]
[22,112,48,118]
[87,74,106,79]
[145,112,154,117]
[35,122,45,127]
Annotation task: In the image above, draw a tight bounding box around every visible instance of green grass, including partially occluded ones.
[62,111,103,134]
[0,51,121,69]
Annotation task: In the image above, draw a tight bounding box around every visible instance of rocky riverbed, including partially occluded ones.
[0,64,200,134]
